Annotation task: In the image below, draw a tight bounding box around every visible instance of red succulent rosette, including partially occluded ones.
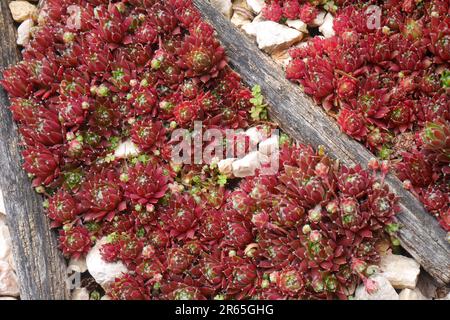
[47,189,80,227]
[109,274,150,300]
[77,168,126,221]
[337,108,368,141]
[122,160,170,207]
[23,144,61,187]
[161,193,202,240]
[59,225,92,259]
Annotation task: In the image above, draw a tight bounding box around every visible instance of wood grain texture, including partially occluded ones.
[0,0,69,299]
[194,0,450,284]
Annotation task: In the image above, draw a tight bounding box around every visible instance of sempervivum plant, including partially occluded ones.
[2,0,402,300]
[122,159,170,207]
[262,0,326,23]
[77,168,127,221]
[420,121,450,170]
[286,0,450,231]
[59,225,92,259]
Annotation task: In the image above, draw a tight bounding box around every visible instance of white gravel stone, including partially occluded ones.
[232,151,268,177]
[233,0,249,7]
[101,295,112,300]
[9,1,37,22]
[354,274,399,300]
[0,221,12,263]
[218,158,236,177]
[379,254,420,289]
[0,190,5,215]
[211,0,233,19]
[319,13,335,38]
[286,19,308,33]
[231,12,251,28]
[271,49,291,68]
[17,18,34,46]
[233,0,251,12]
[241,14,268,36]
[244,21,303,53]
[71,287,90,300]
[258,135,279,156]
[246,0,265,14]
[0,296,17,300]
[68,257,88,274]
[0,261,19,297]
[399,288,429,300]
[114,139,140,159]
[252,12,265,23]
[242,21,259,37]
[86,237,128,289]
[309,11,326,27]
[0,213,16,273]
[245,127,265,146]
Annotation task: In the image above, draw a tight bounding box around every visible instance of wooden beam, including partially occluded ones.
[194,0,450,284]
[0,1,69,299]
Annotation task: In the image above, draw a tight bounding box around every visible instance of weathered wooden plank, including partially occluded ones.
[194,0,450,284]
[0,1,69,299]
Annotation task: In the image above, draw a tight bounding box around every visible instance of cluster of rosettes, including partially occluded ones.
[1,0,401,300]
[1,0,255,259]
[262,0,336,23]
[286,0,450,230]
[104,143,399,300]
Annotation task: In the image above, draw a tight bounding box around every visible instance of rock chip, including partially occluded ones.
[0,214,16,272]
[252,12,265,23]
[399,288,429,300]
[233,0,250,8]
[379,254,420,289]
[309,11,326,27]
[0,190,5,214]
[258,135,279,156]
[319,13,335,38]
[244,21,303,53]
[242,21,258,37]
[0,296,17,300]
[68,257,88,274]
[232,0,252,12]
[271,49,291,68]
[217,158,236,177]
[17,19,34,46]
[86,237,128,289]
[354,274,399,300]
[286,19,308,33]
[231,12,251,28]
[211,0,233,19]
[0,220,12,263]
[9,1,37,22]
[246,0,265,14]
[71,288,90,300]
[0,261,19,297]
[245,127,265,146]
[232,151,268,177]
